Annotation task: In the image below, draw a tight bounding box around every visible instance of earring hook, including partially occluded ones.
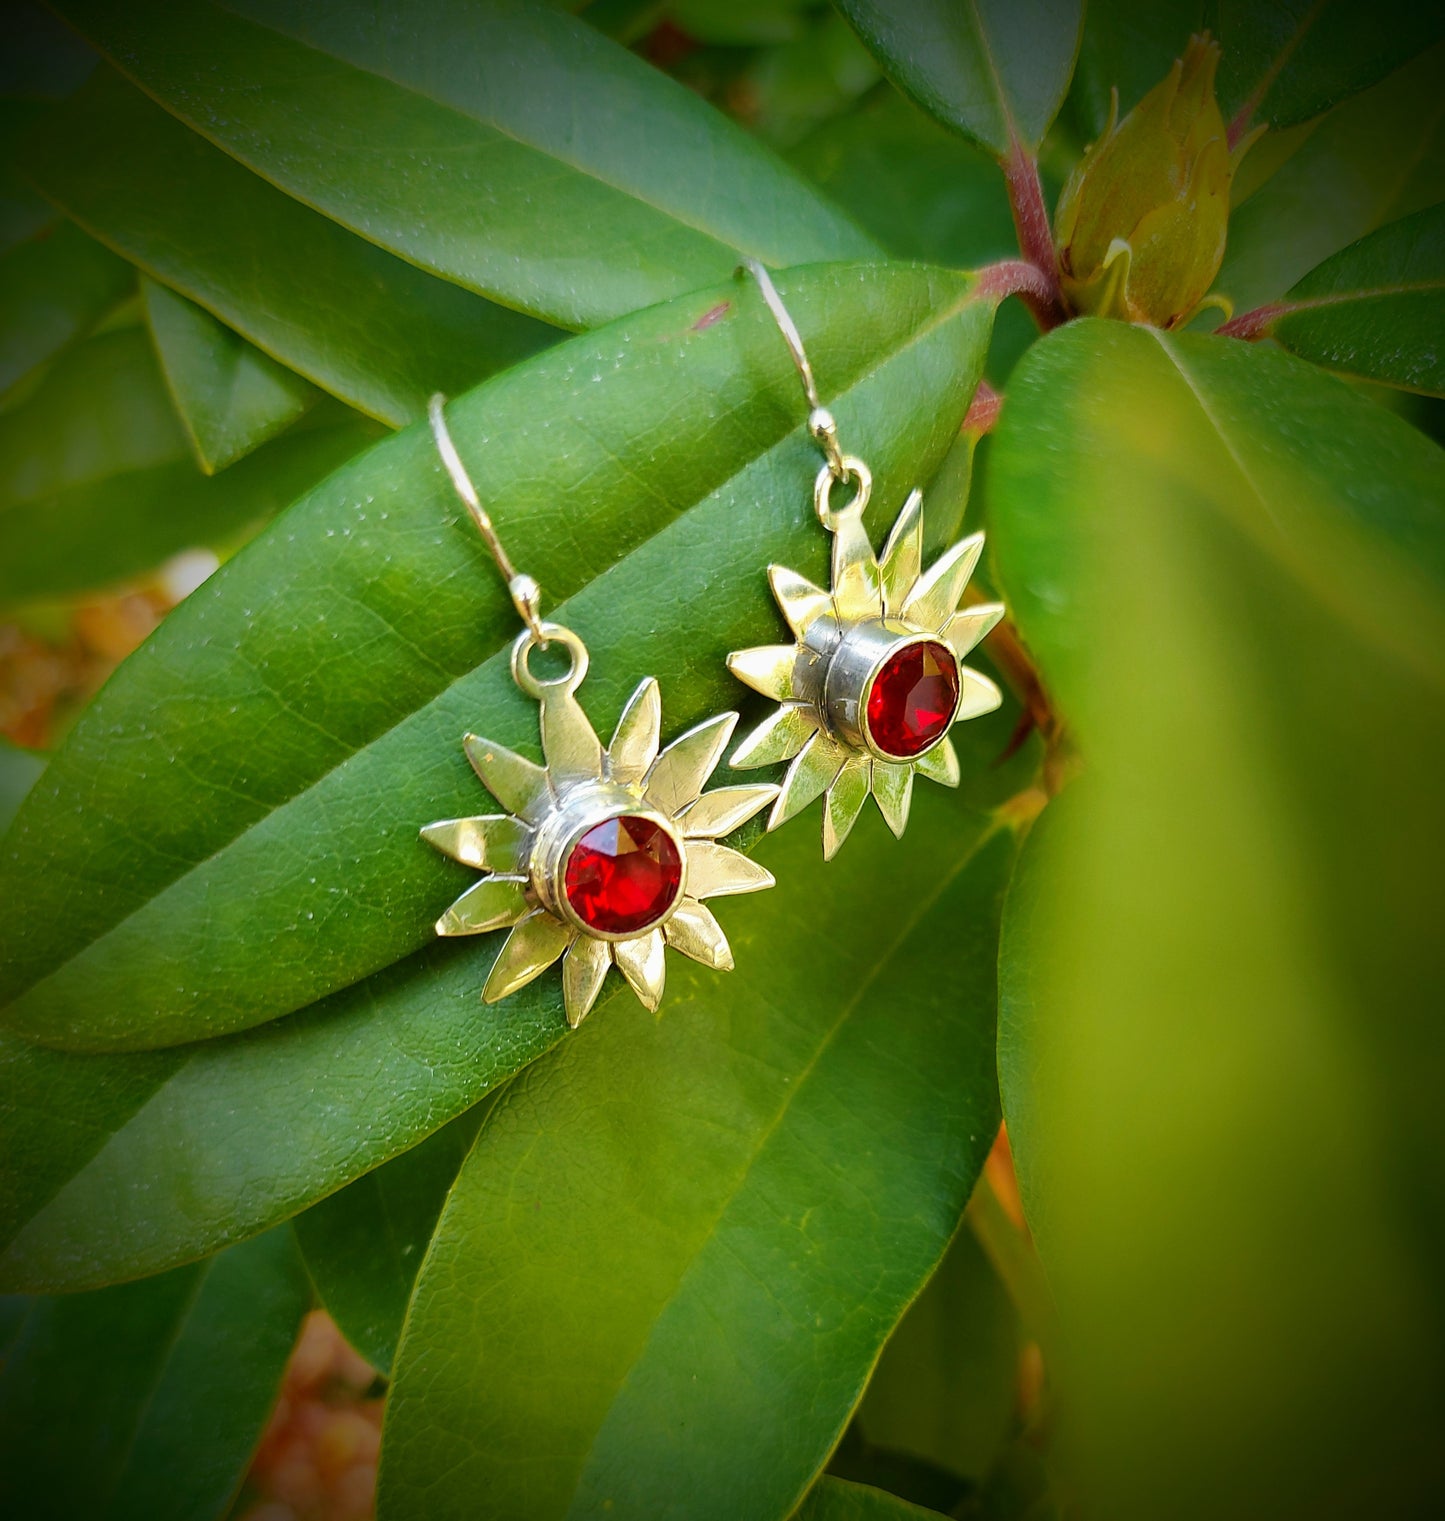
[428,394,546,642]
[737,261,872,528]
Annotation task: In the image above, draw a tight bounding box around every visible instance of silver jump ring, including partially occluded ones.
[510,623,589,699]
[814,456,872,529]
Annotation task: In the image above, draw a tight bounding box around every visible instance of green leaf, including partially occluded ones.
[22,68,559,426]
[0,947,563,1292]
[1215,0,1445,134]
[0,262,996,1285]
[294,1101,490,1374]
[0,101,57,256]
[0,741,44,836]
[0,261,991,1051]
[53,0,876,330]
[378,792,1020,1521]
[0,1227,309,1521]
[785,86,1038,380]
[142,278,319,473]
[0,219,133,400]
[0,327,381,607]
[833,0,1083,157]
[670,0,812,46]
[0,1,97,100]
[989,321,1445,1517]
[1217,44,1445,313]
[855,1227,1020,1483]
[796,1476,948,1521]
[1259,203,1445,396]
[789,88,1017,268]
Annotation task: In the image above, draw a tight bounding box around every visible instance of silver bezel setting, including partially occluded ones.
[532,786,688,942]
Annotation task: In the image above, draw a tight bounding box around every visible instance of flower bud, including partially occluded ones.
[1054,35,1256,328]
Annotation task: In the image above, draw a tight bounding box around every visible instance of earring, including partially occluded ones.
[421,396,780,1029]
[727,262,1005,859]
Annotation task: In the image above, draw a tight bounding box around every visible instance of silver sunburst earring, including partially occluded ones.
[421,396,780,1028]
[727,262,1006,859]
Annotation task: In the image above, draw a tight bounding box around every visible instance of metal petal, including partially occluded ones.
[879,488,923,617]
[686,842,775,899]
[822,756,870,860]
[608,677,661,786]
[435,875,531,936]
[915,735,961,788]
[902,532,984,631]
[613,928,666,1012]
[769,728,846,829]
[726,645,799,703]
[541,686,604,788]
[769,565,831,640]
[956,667,1004,722]
[463,734,550,822]
[420,815,530,873]
[645,712,737,815]
[830,506,882,623]
[941,603,1005,656]
[729,703,819,769]
[664,900,733,971]
[871,760,914,839]
[562,934,612,1029]
[482,909,572,1002]
[677,784,779,840]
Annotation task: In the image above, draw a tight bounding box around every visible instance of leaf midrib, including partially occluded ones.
[4,279,989,1022]
[1149,329,1445,693]
[96,0,878,313]
[563,817,1003,1514]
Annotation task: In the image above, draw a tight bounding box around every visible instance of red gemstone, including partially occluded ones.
[866,640,960,759]
[563,815,683,935]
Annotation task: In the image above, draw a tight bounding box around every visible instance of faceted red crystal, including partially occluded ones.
[865,640,960,759]
[563,815,683,935]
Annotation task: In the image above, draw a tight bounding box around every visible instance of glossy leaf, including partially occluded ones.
[1214,0,1445,134]
[796,1477,947,1521]
[0,263,995,1286]
[0,1,96,100]
[0,100,56,256]
[989,321,1445,1517]
[53,0,876,330]
[0,327,381,606]
[1217,45,1445,313]
[1259,203,1445,396]
[0,742,44,835]
[0,1227,309,1520]
[22,68,558,426]
[833,0,1083,157]
[855,1227,1020,1483]
[789,89,1016,268]
[294,1101,490,1374]
[378,784,1022,1521]
[142,278,318,473]
[0,219,133,400]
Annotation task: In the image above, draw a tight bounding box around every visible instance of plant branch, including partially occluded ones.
[977,259,1058,313]
[1001,140,1066,329]
[963,379,1003,436]
[1218,301,1285,339]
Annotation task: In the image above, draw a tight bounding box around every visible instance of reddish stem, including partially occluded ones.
[963,380,1003,436]
[977,259,1056,310]
[1217,301,1285,340]
[1002,140,1066,329]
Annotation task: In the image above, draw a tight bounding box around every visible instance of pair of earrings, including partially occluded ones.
[422,264,1004,1029]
